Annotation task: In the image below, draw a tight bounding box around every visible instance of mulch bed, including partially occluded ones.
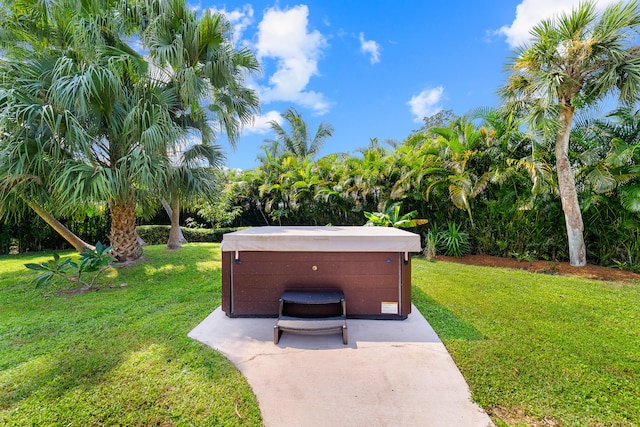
[436,254,640,283]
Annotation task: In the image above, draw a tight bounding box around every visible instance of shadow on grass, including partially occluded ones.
[1,244,261,425]
[412,286,484,342]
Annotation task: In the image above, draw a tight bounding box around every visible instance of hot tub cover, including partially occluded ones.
[221,226,422,253]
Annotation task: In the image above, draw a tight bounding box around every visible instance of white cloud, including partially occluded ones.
[254,5,331,115]
[208,5,254,45]
[359,32,381,64]
[498,0,619,48]
[242,110,282,135]
[407,86,444,123]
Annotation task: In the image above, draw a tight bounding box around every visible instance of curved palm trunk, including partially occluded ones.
[109,197,142,262]
[25,199,95,252]
[166,194,182,250]
[556,105,586,266]
[162,198,187,246]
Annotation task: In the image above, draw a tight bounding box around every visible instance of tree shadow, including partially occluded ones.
[1,244,258,424]
[412,286,485,341]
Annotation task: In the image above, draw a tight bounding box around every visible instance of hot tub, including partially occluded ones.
[220,226,421,319]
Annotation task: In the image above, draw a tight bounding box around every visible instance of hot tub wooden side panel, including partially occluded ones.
[222,251,412,318]
[221,251,232,314]
[402,256,412,316]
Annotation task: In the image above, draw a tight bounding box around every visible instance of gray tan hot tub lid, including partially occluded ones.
[220,226,422,253]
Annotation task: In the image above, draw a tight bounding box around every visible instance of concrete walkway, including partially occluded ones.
[188,306,493,427]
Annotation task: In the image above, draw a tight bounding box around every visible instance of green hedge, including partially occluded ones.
[137,225,245,246]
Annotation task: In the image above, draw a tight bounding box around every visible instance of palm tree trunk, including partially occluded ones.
[162,198,187,245]
[109,197,142,262]
[25,199,95,252]
[166,193,182,250]
[556,105,586,266]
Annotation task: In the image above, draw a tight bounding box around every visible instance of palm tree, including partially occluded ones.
[0,175,96,253]
[500,0,640,266]
[471,107,554,201]
[0,2,101,252]
[163,143,225,249]
[139,0,260,248]
[2,3,99,260]
[424,118,492,224]
[0,0,259,261]
[265,107,335,160]
[578,107,640,209]
[0,0,179,261]
[142,1,259,145]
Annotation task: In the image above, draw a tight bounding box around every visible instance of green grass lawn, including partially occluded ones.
[2,244,639,426]
[412,258,640,427]
[0,244,261,427]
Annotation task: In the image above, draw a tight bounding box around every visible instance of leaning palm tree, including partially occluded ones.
[0,6,100,253]
[265,107,335,160]
[0,169,96,253]
[500,0,640,266]
[9,6,94,261]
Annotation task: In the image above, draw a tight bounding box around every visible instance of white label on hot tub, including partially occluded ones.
[381,302,398,314]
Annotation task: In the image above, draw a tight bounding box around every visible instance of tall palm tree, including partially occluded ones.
[265,107,335,160]
[0,1,105,253]
[140,0,260,147]
[1,0,188,261]
[139,0,260,248]
[500,0,640,266]
[163,143,225,249]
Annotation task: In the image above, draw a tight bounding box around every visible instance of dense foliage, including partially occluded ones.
[137,225,243,245]
[500,0,640,266]
[3,104,639,270]
[0,211,110,254]
[219,107,640,269]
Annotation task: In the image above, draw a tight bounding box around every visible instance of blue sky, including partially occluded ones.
[191,0,622,169]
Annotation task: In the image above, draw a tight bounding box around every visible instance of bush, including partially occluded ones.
[0,213,110,254]
[423,225,439,260]
[24,242,116,289]
[137,225,244,245]
[437,222,471,257]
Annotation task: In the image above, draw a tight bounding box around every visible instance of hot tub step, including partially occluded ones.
[274,291,348,345]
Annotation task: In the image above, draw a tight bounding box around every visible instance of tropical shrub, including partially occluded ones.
[364,202,428,228]
[423,226,439,260]
[437,222,471,257]
[24,242,115,289]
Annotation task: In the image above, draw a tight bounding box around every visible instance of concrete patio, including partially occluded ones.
[188,305,493,427]
[189,307,492,427]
